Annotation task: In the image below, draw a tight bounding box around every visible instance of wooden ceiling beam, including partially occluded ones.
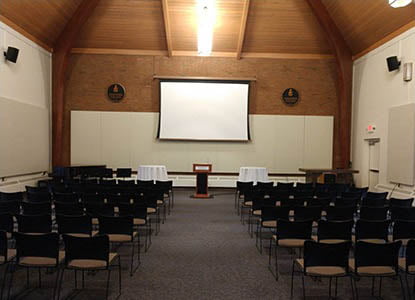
[161,0,173,57]
[236,0,250,60]
[52,0,101,167]
[305,0,353,169]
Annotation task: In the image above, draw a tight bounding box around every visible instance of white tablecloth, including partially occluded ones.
[238,167,269,183]
[137,165,168,181]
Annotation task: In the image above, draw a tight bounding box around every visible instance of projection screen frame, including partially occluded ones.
[157,79,251,142]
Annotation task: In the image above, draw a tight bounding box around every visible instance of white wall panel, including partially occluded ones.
[304,116,333,169]
[71,111,101,165]
[71,111,333,173]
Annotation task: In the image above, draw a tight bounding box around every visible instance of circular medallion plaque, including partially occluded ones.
[107,84,125,102]
[282,88,299,105]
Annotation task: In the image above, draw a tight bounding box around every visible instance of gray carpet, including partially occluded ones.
[10,189,409,299]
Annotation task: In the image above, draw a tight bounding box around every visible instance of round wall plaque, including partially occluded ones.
[107,84,125,102]
[282,88,299,105]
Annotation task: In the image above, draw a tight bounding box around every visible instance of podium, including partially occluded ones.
[192,164,212,198]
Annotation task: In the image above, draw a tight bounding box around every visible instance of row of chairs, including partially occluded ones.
[0,231,122,300]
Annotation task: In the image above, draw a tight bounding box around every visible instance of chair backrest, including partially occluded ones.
[308,196,331,208]
[55,201,84,216]
[0,191,23,202]
[118,179,136,186]
[393,220,415,241]
[390,198,414,208]
[349,186,369,198]
[355,219,390,242]
[14,232,59,266]
[236,181,254,195]
[365,191,388,200]
[85,203,114,218]
[361,197,387,208]
[341,191,362,200]
[295,182,314,191]
[280,198,306,208]
[27,191,52,203]
[22,201,51,215]
[137,180,154,187]
[293,206,322,222]
[83,178,99,185]
[0,231,7,261]
[325,206,355,221]
[100,179,117,186]
[81,193,105,205]
[25,186,48,193]
[103,168,114,178]
[53,192,79,203]
[304,241,351,272]
[0,214,14,233]
[334,197,359,208]
[56,215,92,236]
[116,168,132,178]
[317,220,353,242]
[292,190,314,199]
[99,215,133,236]
[406,240,415,271]
[16,214,52,233]
[0,201,20,215]
[63,234,109,267]
[118,203,147,219]
[354,241,401,272]
[390,207,415,221]
[275,182,294,191]
[359,206,388,221]
[276,219,313,240]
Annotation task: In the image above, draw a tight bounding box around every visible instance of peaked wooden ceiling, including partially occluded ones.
[0,0,414,58]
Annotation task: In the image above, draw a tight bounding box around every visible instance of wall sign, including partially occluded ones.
[107,84,125,102]
[282,88,299,105]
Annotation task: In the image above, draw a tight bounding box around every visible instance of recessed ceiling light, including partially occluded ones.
[389,0,414,8]
[197,0,215,56]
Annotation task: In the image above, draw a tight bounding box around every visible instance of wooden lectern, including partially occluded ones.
[193,164,212,198]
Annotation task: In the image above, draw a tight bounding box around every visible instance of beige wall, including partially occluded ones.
[64,54,339,167]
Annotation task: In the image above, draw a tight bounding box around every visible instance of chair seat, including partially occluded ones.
[296,259,347,276]
[244,201,252,206]
[19,251,65,267]
[278,238,306,248]
[157,200,164,205]
[262,220,277,228]
[349,259,396,275]
[352,236,386,244]
[253,210,261,216]
[133,218,146,225]
[394,238,411,246]
[399,258,415,273]
[147,207,156,214]
[108,232,138,243]
[92,218,99,225]
[68,253,118,269]
[319,239,349,244]
[65,231,98,238]
[0,249,16,264]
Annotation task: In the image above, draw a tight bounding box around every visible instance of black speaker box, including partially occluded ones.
[4,47,19,63]
[387,56,401,72]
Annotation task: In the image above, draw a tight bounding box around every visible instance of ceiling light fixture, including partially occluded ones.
[389,0,414,8]
[197,0,215,56]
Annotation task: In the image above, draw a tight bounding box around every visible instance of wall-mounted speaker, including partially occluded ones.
[3,47,19,63]
[387,56,401,72]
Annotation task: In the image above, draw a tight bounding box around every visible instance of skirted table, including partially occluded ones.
[238,167,269,184]
[137,165,168,181]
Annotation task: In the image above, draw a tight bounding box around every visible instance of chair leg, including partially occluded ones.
[130,240,135,276]
[6,264,15,300]
[82,270,85,288]
[399,274,407,300]
[335,277,338,298]
[1,264,9,300]
[52,268,60,300]
[404,274,410,300]
[290,260,295,297]
[118,256,122,296]
[105,269,111,300]
[328,277,332,298]
[38,267,41,288]
[56,268,65,300]
[378,277,382,297]
[371,277,375,296]
[275,243,279,281]
[350,276,356,300]
[302,273,306,300]
[74,270,77,288]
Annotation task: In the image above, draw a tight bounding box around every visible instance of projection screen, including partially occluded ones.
[158,80,250,141]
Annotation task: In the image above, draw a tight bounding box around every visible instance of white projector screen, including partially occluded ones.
[158,80,250,141]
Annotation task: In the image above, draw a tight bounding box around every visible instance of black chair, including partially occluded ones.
[361,197,387,208]
[334,197,359,208]
[85,203,115,227]
[355,219,390,244]
[54,201,84,216]
[16,214,52,234]
[295,182,314,191]
[116,168,132,178]
[317,220,353,244]
[0,192,23,202]
[308,196,331,208]
[0,214,14,239]
[325,206,355,221]
[155,180,173,214]
[100,179,117,186]
[366,191,388,200]
[392,220,415,246]
[98,216,140,276]
[0,230,15,299]
[359,206,388,221]
[275,182,294,192]
[391,207,415,221]
[280,198,306,208]
[390,198,414,208]
[25,186,48,193]
[350,241,404,299]
[102,168,114,178]
[399,239,415,299]
[56,215,96,238]
[137,180,154,188]
[118,203,151,251]
[341,191,362,200]
[53,192,79,203]
[26,191,52,203]
[269,220,313,280]
[291,241,353,299]
[293,206,322,223]
[9,232,64,300]
[0,201,19,215]
[21,201,51,215]
[117,179,136,186]
[58,235,121,300]
[81,193,106,205]
[293,190,314,199]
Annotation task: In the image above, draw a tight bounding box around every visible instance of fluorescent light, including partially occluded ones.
[389,0,414,8]
[197,0,215,56]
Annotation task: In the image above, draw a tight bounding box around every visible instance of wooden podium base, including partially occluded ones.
[190,194,213,199]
